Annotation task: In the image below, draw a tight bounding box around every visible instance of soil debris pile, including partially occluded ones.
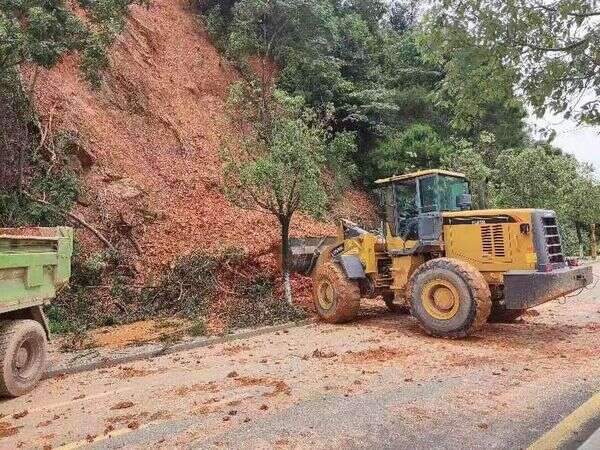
[29,0,375,283]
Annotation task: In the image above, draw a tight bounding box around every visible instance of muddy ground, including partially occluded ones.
[2,280,600,449]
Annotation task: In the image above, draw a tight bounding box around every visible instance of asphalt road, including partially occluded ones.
[1,274,599,449]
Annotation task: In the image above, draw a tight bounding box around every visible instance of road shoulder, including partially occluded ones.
[46,318,316,378]
[529,392,600,450]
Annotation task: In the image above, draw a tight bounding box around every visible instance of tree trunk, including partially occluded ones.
[16,125,27,193]
[590,223,597,260]
[480,179,488,209]
[280,215,293,305]
[575,222,584,258]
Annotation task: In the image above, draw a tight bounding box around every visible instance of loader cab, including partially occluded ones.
[375,170,471,242]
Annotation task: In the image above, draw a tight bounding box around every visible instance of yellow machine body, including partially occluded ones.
[295,169,592,337]
[338,208,538,297]
[314,169,592,312]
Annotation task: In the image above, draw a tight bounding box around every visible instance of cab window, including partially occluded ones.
[419,176,437,212]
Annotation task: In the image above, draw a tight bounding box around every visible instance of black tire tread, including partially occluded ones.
[0,319,47,398]
[0,320,18,397]
[406,258,491,339]
[313,262,361,323]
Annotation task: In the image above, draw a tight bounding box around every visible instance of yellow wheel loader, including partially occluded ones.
[290,170,592,338]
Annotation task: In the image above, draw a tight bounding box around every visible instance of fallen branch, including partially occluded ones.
[22,192,115,251]
[127,233,142,255]
[117,212,142,255]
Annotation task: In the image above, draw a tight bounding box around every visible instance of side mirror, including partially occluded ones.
[457,193,472,210]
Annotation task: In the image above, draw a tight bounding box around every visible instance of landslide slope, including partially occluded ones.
[29,0,374,280]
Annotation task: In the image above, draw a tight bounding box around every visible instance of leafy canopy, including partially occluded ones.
[201,0,529,185]
[222,84,330,222]
[0,0,149,85]
[422,0,600,126]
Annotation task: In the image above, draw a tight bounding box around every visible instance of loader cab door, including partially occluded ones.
[382,180,419,240]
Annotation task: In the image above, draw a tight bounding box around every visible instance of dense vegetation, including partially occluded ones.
[0,0,148,222]
[0,0,598,335]
[200,0,600,255]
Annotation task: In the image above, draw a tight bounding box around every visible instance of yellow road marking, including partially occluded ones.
[529,391,600,450]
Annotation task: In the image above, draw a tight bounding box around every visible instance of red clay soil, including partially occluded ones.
[26,0,376,283]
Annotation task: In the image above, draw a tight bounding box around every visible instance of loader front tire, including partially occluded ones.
[407,258,491,339]
[0,320,47,398]
[313,262,361,323]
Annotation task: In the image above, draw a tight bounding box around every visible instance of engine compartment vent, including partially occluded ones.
[481,225,506,258]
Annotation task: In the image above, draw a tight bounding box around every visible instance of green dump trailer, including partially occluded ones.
[0,227,73,397]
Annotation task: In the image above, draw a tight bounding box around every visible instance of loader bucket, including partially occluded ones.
[288,236,338,275]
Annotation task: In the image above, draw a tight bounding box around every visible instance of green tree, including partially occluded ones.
[1,0,148,225]
[0,0,148,87]
[201,0,530,185]
[227,0,334,64]
[222,83,331,304]
[492,147,574,209]
[440,139,491,209]
[490,146,600,256]
[561,165,600,257]
[423,0,600,126]
[372,123,453,179]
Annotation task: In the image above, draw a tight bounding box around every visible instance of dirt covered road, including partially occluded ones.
[2,278,600,449]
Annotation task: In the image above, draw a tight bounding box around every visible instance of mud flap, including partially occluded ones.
[337,255,366,280]
[31,305,51,341]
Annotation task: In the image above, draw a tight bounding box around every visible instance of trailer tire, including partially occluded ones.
[407,258,491,339]
[313,262,361,323]
[0,320,47,398]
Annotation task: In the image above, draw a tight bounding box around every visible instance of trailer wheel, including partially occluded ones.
[313,262,361,323]
[382,292,410,314]
[0,320,47,398]
[407,258,491,339]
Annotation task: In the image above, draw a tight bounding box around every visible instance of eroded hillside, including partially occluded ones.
[27,0,375,281]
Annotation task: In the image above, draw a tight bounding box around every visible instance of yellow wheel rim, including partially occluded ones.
[421,278,460,320]
[317,280,335,311]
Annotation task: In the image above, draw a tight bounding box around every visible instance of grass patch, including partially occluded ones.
[187,319,207,336]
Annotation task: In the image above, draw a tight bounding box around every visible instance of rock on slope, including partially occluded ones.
[28,0,375,281]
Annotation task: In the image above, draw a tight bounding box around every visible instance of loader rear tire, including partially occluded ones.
[407,258,491,339]
[383,292,410,314]
[313,262,361,323]
[0,320,47,398]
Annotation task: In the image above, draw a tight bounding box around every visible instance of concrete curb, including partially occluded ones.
[579,425,600,450]
[528,391,600,450]
[44,318,317,379]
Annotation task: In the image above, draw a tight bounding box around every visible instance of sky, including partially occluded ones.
[530,114,600,171]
